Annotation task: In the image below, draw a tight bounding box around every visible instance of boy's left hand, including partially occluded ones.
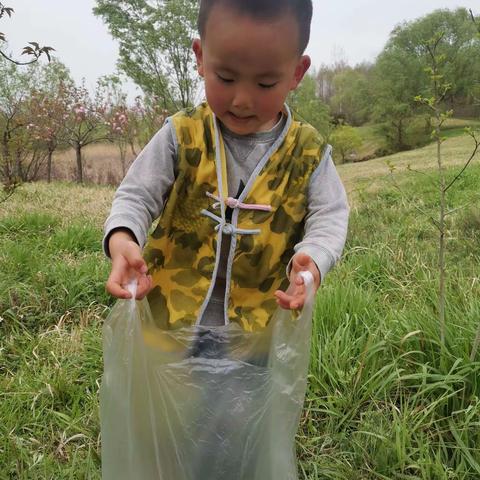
[274,253,320,310]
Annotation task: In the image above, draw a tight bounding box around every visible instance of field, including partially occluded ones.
[1,133,480,479]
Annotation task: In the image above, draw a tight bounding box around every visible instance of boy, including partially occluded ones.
[104,0,349,330]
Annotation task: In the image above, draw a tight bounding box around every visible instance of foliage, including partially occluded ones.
[131,95,169,150]
[330,125,362,163]
[372,8,480,152]
[329,64,373,126]
[61,82,111,183]
[288,74,331,137]
[93,0,199,110]
[412,31,479,348]
[0,57,74,188]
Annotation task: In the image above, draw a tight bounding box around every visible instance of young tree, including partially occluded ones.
[413,34,479,348]
[62,82,110,183]
[27,88,68,182]
[93,0,199,110]
[22,61,73,182]
[330,125,362,163]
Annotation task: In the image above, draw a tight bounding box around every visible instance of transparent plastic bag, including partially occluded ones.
[100,272,315,480]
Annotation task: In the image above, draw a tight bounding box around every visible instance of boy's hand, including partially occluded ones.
[106,230,153,300]
[274,253,320,310]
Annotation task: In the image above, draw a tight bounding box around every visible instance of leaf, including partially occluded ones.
[21,46,35,56]
[28,41,40,50]
[0,32,5,42]
[41,47,54,62]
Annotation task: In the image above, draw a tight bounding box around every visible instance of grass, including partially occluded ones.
[351,117,480,161]
[1,135,479,478]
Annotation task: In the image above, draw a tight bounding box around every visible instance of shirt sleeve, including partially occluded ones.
[103,120,177,257]
[291,144,350,282]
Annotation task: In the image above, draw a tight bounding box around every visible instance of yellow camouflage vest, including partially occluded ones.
[144,103,324,331]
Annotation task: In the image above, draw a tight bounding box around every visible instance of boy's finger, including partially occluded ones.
[291,253,311,272]
[274,290,292,309]
[275,289,305,310]
[124,249,148,274]
[106,278,132,299]
[136,275,153,299]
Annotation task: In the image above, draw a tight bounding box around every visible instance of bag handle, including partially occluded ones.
[126,279,138,303]
[299,270,315,309]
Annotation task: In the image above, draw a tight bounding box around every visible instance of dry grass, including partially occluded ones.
[50,143,136,186]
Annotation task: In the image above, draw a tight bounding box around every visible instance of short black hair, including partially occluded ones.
[197,0,313,54]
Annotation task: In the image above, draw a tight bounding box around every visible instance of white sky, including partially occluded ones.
[2,0,474,100]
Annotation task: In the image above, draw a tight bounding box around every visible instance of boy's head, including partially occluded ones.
[193,0,313,135]
[197,0,313,54]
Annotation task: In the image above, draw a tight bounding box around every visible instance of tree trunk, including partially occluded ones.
[75,143,83,183]
[47,149,53,183]
[1,132,11,181]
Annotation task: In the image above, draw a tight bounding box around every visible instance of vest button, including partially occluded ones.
[222,224,234,235]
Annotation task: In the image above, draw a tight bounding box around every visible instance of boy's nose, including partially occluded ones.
[231,88,253,111]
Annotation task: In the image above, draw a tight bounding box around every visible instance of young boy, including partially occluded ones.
[104,0,349,330]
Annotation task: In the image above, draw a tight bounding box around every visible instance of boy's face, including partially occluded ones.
[193,5,310,135]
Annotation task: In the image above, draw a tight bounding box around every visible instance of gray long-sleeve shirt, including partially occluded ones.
[104,113,349,325]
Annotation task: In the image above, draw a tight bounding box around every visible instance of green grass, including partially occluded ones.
[1,156,480,478]
[298,162,480,478]
[352,117,480,161]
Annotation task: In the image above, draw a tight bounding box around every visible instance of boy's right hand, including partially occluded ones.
[106,230,153,300]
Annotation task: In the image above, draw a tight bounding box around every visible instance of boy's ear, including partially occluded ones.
[192,39,204,77]
[290,55,311,90]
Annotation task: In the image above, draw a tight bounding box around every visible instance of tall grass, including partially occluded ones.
[299,163,480,479]
[0,159,479,478]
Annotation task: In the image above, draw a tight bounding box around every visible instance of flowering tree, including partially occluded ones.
[25,81,73,182]
[104,104,135,177]
[0,57,33,192]
[97,75,138,176]
[132,95,169,150]
[62,82,110,183]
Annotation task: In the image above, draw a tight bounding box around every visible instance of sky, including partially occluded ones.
[2,0,474,100]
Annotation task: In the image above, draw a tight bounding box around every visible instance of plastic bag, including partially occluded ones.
[100,271,315,480]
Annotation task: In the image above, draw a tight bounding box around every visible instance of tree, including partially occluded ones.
[0,56,40,186]
[93,0,199,110]
[27,88,68,182]
[329,64,373,126]
[22,61,73,182]
[389,8,480,110]
[372,40,427,151]
[98,76,139,176]
[288,73,331,137]
[330,125,362,163]
[131,95,169,150]
[373,8,480,150]
[62,82,110,183]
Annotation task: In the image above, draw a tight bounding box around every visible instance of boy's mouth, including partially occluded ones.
[228,112,255,122]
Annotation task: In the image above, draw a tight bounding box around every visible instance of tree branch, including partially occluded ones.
[444,134,480,192]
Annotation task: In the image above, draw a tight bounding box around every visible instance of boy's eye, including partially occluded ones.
[216,74,234,83]
[258,82,278,89]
